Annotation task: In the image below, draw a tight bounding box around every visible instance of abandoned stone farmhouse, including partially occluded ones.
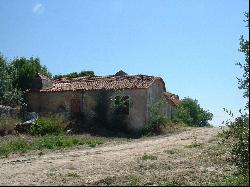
[25,71,179,132]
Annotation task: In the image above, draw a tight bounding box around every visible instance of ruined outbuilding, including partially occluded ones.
[25,71,179,132]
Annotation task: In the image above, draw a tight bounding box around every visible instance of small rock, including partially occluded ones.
[15,112,38,133]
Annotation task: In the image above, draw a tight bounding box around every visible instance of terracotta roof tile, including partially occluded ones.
[33,74,164,92]
[164,92,180,107]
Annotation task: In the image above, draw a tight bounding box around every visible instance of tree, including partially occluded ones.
[78,71,95,77]
[221,12,249,177]
[53,71,95,79]
[0,54,22,107]
[174,97,213,127]
[11,57,51,91]
[236,12,249,109]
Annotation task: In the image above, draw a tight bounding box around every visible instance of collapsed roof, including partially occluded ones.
[29,74,166,92]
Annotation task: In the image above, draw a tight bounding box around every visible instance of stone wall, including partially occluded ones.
[0,105,20,118]
[26,91,72,118]
[31,75,53,90]
[26,89,148,133]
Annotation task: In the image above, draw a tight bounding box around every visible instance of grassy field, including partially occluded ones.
[0,122,188,158]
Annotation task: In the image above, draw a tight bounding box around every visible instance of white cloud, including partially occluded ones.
[32,3,45,15]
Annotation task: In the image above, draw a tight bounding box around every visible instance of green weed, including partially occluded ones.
[0,135,104,157]
[141,153,157,161]
[67,172,79,177]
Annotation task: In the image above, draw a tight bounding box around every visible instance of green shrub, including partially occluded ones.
[109,92,129,132]
[0,54,22,107]
[220,12,249,179]
[30,116,68,136]
[221,112,249,174]
[53,71,95,79]
[143,98,169,135]
[11,57,51,91]
[173,97,213,127]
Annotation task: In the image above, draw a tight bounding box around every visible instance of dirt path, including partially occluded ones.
[0,127,222,185]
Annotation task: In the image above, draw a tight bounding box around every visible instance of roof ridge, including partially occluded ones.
[54,74,158,81]
[33,74,165,92]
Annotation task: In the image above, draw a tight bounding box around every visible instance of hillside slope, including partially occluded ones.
[0,127,234,185]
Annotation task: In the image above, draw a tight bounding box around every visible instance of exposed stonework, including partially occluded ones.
[31,73,53,90]
[0,105,20,118]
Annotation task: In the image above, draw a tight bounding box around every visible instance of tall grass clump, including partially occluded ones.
[0,135,104,157]
[30,116,69,136]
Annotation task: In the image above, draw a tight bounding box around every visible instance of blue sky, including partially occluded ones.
[0,0,249,126]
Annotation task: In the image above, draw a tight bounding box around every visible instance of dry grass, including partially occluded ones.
[161,122,190,135]
[0,127,243,186]
[92,135,237,186]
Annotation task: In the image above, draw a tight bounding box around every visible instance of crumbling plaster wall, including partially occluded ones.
[164,100,177,119]
[26,88,148,132]
[146,79,166,121]
[81,89,147,132]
